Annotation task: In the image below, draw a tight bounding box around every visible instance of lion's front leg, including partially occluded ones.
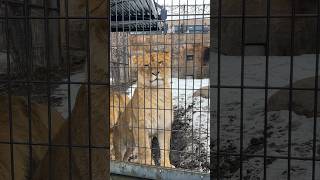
[132,128,153,166]
[158,130,174,168]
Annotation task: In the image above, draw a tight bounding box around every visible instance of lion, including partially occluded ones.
[0,95,65,180]
[0,0,112,178]
[113,51,174,168]
[31,0,110,179]
[110,91,130,160]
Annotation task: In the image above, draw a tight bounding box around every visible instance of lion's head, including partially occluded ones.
[132,51,171,88]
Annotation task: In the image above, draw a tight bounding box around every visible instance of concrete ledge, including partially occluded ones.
[111,161,210,180]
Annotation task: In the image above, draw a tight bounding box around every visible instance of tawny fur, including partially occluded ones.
[0,95,65,180]
[113,52,174,167]
[32,85,110,180]
[32,0,110,179]
[110,91,130,160]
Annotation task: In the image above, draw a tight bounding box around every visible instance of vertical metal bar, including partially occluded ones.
[85,0,92,178]
[23,0,32,179]
[111,7,115,160]
[104,1,111,176]
[43,0,52,179]
[4,0,14,179]
[240,0,246,178]
[114,0,121,161]
[142,0,146,165]
[216,0,221,178]
[64,0,73,178]
[153,0,157,166]
[198,2,203,167]
[106,1,111,171]
[57,0,62,65]
[170,0,174,168]
[264,0,271,179]
[121,0,125,160]
[288,0,295,179]
[134,0,139,165]
[191,0,196,166]
[127,0,133,160]
[177,0,181,159]
[153,0,156,166]
[162,0,168,167]
[312,1,320,179]
[184,1,188,134]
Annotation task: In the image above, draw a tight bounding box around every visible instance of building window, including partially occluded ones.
[186,54,194,61]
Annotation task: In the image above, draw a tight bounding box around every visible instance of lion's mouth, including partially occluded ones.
[150,78,163,83]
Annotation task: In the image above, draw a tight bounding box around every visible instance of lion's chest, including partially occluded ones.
[132,89,172,133]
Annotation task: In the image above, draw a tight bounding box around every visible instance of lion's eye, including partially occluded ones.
[159,62,163,65]
[144,64,149,67]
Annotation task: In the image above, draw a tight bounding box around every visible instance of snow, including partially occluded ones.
[211,53,320,179]
[170,78,210,171]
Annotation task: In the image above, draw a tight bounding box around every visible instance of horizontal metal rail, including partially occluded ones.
[0,0,59,12]
[111,161,210,180]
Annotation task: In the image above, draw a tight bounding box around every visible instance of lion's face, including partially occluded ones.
[132,52,171,88]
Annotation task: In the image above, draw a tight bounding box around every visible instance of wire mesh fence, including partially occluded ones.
[0,0,109,179]
[1,0,320,179]
[110,0,211,175]
[0,0,211,179]
[211,0,320,179]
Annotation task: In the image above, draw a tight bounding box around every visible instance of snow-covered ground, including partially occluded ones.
[211,53,320,179]
[170,78,210,171]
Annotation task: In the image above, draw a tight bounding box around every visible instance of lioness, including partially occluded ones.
[32,0,110,179]
[0,95,65,180]
[113,51,173,167]
[110,91,129,160]
[1,0,111,178]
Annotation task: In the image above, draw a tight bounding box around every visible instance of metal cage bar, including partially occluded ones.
[2,0,320,179]
[211,0,320,179]
[110,0,211,178]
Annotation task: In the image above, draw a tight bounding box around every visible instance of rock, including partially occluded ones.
[193,86,209,99]
[267,76,320,117]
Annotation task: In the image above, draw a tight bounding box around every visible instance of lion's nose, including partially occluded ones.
[152,72,159,76]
